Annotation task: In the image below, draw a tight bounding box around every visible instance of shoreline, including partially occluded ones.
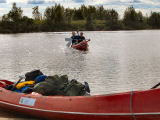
[0,29,160,34]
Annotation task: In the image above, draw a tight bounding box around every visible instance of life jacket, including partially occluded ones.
[71,36,79,44]
[14,75,46,93]
[78,36,85,43]
[16,81,35,90]
[14,86,30,93]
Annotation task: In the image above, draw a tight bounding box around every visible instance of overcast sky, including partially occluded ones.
[0,0,160,18]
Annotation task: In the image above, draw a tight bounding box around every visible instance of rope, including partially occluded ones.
[130,91,136,120]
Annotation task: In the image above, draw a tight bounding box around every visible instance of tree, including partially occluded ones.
[105,9,121,30]
[65,8,74,24]
[85,6,96,30]
[123,6,145,29]
[8,2,23,22]
[32,6,41,20]
[20,16,34,32]
[2,14,9,22]
[96,5,106,20]
[44,4,65,30]
[44,7,54,22]
[53,4,65,30]
[73,8,84,20]
[148,12,160,28]
[1,3,23,33]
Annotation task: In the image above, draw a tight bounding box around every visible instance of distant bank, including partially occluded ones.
[0,3,160,33]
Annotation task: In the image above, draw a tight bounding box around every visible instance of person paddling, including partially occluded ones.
[77,32,85,43]
[71,31,78,45]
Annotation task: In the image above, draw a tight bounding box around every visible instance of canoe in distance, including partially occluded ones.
[72,40,89,51]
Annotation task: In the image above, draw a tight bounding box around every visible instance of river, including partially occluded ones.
[0,30,160,119]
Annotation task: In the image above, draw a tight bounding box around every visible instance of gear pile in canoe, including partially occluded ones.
[5,70,90,96]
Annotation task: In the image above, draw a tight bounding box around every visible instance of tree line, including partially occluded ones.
[0,3,160,33]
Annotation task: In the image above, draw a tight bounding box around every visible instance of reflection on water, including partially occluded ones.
[0,30,160,119]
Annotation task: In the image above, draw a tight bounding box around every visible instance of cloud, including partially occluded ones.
[0,0,160,18]
[27,0,56,4]
[28,0,45,4]
[0,0,6,3]
[6,0,28,4]
[0,8,9,17]
[133,0,141,3]
[134,3,160,9]
[73,0,84,3]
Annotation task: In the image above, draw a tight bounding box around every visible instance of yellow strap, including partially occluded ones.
[16,81,35,90]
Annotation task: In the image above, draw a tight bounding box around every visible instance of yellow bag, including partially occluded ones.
[16,81,35,90]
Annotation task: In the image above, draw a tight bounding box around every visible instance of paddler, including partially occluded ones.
[77,32,85,43]
[71,31,78,45]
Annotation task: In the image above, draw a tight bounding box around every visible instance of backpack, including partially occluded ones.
[33,75,69,96]
[33,75,87,96]
[25,70,43,81]
[64,79,86,96]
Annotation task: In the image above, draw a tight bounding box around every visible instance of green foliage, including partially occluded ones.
[84,6,97,30]
[1,3,23,33]
[123,6,147,29]
[44,4,65,31]
[65,8,74,24]
[148,12,160,28]
[54,4,65,26]
[73,8,84,20]
[105,9,122,30]
[96,6,106,20]
[32,6,41,20]
[8,2,23,22]
[85,15,95,30]
[0,3,35,33]
[0,4,160,33]
[69,20,85,31]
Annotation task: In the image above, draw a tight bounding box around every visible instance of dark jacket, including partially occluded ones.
[78,36,85,43]
[71,36,78,45]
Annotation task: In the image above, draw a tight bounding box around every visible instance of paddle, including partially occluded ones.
[65,38,72,41]
[151,82,160,89]
[11,75,25,91]
[77,30,79,36]
[65,38,90,42]
[86,39,91,42]
[65,38,91,47]
[65,38,72,47]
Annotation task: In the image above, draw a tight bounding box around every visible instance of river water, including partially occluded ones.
[0,30,160,119]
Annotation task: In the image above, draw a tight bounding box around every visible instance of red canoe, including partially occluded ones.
[0,79,160,120]
[72,40,89,51]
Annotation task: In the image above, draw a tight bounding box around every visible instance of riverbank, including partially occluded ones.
[0,3,160,34]
[0,19,158,34]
